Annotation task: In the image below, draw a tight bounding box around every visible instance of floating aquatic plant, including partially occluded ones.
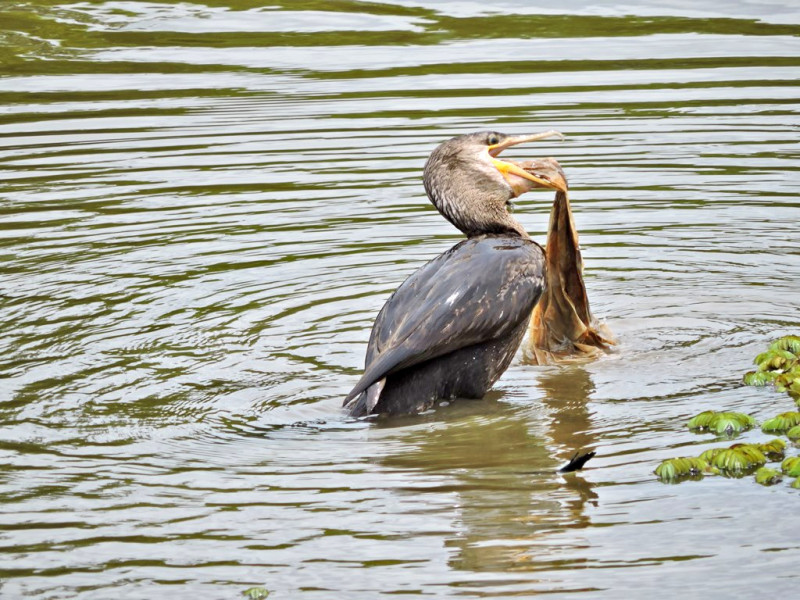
[654,457,709,482]
[781,456,800,477]
[776,378,800,399]
[698,447,723,463]
[743,335,800,402]
[700,441,781,466]
[687,411,755,436]
[761,412,800,434]
[242,587,270,600]
[754,348,797,370]
[754,467,783,486]
[735,444,768,463]
[771,335,800,354]
[709,444,766,476]
[743,370,778,387]
[757,438,787,461]
[658,440,800,485]
[656,335,800,488]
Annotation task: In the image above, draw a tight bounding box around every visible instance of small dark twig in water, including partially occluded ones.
[559,450,596,473]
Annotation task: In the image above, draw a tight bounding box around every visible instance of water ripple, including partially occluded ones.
[1,1,799,598]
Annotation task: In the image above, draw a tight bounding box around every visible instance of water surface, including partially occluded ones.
[1,1,800,598]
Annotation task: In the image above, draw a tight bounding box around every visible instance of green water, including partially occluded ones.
[1,1,799,598]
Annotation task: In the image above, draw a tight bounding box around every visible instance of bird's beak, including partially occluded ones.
[487,130,564,158]
[488,131,567,195]
[496,157,568,196]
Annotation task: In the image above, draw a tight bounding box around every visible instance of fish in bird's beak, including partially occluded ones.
[487,131,567,196]
[521,163,616,365]
[502,157,568,197]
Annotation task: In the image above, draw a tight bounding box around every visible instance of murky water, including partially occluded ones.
[2,1,800,598]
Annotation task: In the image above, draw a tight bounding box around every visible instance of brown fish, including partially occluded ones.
[516,160,615,364]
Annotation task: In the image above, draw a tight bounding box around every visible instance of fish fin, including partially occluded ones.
[345,378,386,417]
[559,450,596,473]
[365,378,385,414]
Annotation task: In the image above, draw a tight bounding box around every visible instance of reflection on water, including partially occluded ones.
[408,374,597,575]
[538,366,597,460]
[1,0,800,597]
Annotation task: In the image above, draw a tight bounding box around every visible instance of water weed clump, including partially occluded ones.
[758,438,787,461]
[781,456,800,477]
[761,412,800,434]
[654,457,710,482]
[698,447,724,463]
[655,336,800,491]
[700,442,776,469]
[754,467,783,486]
[709,444,767,476]
[658,441,797,485]
[743,335,800,402]
[687,411,755,436]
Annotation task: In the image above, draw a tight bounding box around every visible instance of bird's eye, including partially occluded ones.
[488,134,499,146]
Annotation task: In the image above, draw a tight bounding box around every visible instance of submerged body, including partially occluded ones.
[346,235,545,416]
[344,131,567,417]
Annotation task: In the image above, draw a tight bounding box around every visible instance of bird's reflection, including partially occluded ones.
[378,366,598,572]
[538,365,597,463]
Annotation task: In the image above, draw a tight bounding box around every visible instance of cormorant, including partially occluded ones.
[344,131,567,417]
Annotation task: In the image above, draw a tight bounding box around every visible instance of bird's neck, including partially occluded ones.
[425,183,530,240]
[462,217,530,240]
[492,215,530,240]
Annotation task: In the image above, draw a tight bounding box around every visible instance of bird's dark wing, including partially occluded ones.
[344,236,544,406]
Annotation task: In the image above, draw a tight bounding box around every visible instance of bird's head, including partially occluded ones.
[422,130,567,238]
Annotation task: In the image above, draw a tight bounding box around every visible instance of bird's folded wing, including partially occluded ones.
[344,237,544,405]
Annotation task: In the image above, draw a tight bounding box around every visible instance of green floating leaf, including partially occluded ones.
[774,369,799,393]
[754,467,783,486]
[786,425,800,441]
[792,477,800,489]
[686,411,755,436]
[781,456,800,477]
[687,410,716,430]
[745,337,800,400]
[655,457,709,482]
[754,350,797,372]
[710,445,766,475]
[710,413,756,435]
[787,376,800,400]
[757,438,787,461]
[698,447,724,463]
[753,351,772,369]
[761,412,800,433]
[242,587,270,600]
[743,370,777,387]
[769,335,800,355]
[772,348,798,362]
[732,444,767,464]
